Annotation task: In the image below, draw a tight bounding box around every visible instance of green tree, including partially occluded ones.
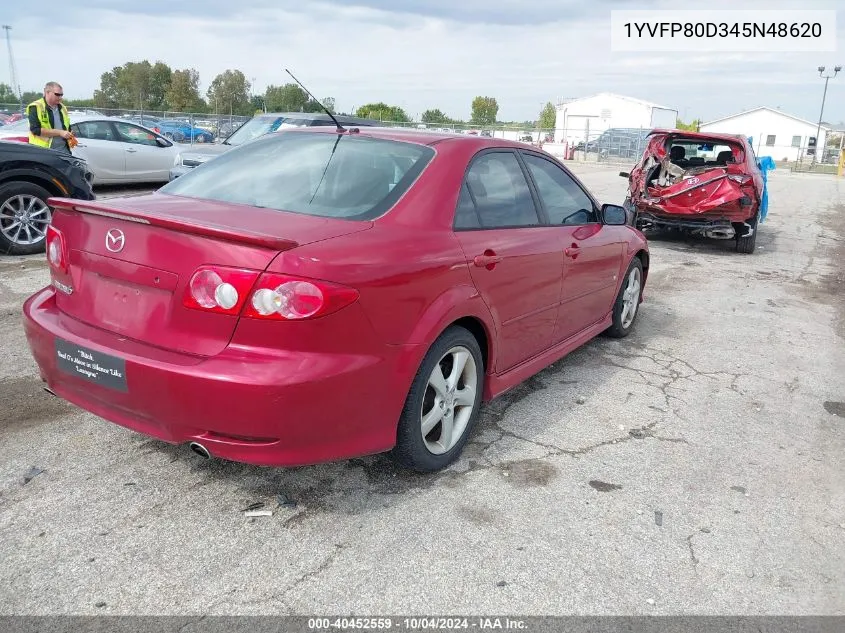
[0,83,18,104]
[165,68,204,112]
[354,102,409,122]
[675,118,701,131]
[207,69,252,116]
[264,83,308,112]
[321,97,336,113]
[20,90,40,105]
[93,66,122,108]
[65,98,95,108]
[249,94,265,112]
[538,102,556,130]
[92,60,173,110]
[471,96,498,126]
[147,62,173,110]
[421,108,448,124]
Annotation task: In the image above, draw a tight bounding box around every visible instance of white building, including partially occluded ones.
[699,106,829,163]
[553,93,677,145]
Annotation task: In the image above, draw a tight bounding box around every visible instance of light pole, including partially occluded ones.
[813,65,841,164]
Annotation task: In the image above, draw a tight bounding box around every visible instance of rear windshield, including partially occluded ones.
[158,131,435,220]
[668,138,743,164]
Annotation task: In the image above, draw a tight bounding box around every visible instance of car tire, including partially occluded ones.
[391,325,484,472]
[0,181,53,255]
[604,257,644,338]
[735,213,758,254]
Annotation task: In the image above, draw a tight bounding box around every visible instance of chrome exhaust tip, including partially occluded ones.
[188,442,211,459]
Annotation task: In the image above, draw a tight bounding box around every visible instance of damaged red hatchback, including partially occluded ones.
[622,129,768,253]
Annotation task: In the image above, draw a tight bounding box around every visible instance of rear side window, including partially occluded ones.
[159,132,434,220]
[456,152,540,228]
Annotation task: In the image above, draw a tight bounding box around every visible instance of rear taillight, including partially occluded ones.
[183,266,260,315]
[183,267,359,320]
[242,273,359,320]
[46,225,68,273]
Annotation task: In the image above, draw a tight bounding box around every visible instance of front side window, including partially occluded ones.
[159,132,434,220]
[521,153,596,225]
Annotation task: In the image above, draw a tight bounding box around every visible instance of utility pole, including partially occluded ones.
[2,25,22,112]
[813,65,840,164]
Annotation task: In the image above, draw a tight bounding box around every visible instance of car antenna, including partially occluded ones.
[284,68,345,132]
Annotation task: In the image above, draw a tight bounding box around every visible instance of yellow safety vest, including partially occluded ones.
[27,98,71,148]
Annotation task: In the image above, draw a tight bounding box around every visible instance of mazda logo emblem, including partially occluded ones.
[105,229,125,253]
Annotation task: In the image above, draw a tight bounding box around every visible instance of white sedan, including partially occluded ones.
[68,115,189,185]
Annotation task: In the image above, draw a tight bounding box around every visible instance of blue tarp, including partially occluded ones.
[748,136,775,223]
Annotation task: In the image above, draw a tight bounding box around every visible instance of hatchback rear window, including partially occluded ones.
[159,131,435,220]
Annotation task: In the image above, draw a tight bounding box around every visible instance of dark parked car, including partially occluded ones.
[0,141,94,255]
[23,127,648,472]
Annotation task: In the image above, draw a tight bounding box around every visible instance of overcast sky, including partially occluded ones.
[3,0,844,125]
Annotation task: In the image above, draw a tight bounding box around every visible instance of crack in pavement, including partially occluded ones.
[686,533,700,571]
[280,543,348,600]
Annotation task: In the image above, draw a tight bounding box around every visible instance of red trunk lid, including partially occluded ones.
[48,193,371,356]
[645,169,747,215]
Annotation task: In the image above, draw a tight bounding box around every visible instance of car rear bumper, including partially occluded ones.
[23,287,401,467]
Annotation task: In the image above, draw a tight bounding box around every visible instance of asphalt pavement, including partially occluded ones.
[0,165,843,616]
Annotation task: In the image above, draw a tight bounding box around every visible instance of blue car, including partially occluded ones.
[157,119,214,143]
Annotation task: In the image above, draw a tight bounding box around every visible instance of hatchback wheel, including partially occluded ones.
[391,326,484,472]
[605,257,643,338]
[735,213,758,254]
[0,181,53,255]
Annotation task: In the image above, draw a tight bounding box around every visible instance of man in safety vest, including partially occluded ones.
[27,81,73,152]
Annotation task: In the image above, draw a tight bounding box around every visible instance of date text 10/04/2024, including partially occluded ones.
[307,617,528,630]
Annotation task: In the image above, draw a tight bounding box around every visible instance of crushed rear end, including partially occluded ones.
[624,130,765,248]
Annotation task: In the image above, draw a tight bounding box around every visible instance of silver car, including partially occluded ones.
[169,112,381,180]
[68,114,187,184]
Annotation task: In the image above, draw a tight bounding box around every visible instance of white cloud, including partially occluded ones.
[4,0,844,125]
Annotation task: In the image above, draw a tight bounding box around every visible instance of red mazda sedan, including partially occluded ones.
[23,126,649,472]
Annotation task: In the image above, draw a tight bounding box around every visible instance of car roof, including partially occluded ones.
[256,112,382,125]
[267,125,532,148]
[68,113,142,124]
[649,128,748,144]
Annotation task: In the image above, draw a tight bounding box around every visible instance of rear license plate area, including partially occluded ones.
[55,338,128,392]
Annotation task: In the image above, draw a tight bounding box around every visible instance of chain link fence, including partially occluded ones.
[3,103,843,174]
[0,103,252,144]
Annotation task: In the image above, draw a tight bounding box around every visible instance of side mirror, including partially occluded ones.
[155,137,171,148]
[602,203,627,226]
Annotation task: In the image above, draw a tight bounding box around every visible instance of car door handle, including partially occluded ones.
[473,251,503,269]
[564,243,581,258]
[126,148,137,153]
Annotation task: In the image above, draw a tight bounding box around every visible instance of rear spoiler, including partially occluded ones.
[48,198,299,251]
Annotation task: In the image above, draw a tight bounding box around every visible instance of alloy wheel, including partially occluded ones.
[620,267,641,328]
[420,345,478,455]
[0,195,51,246]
